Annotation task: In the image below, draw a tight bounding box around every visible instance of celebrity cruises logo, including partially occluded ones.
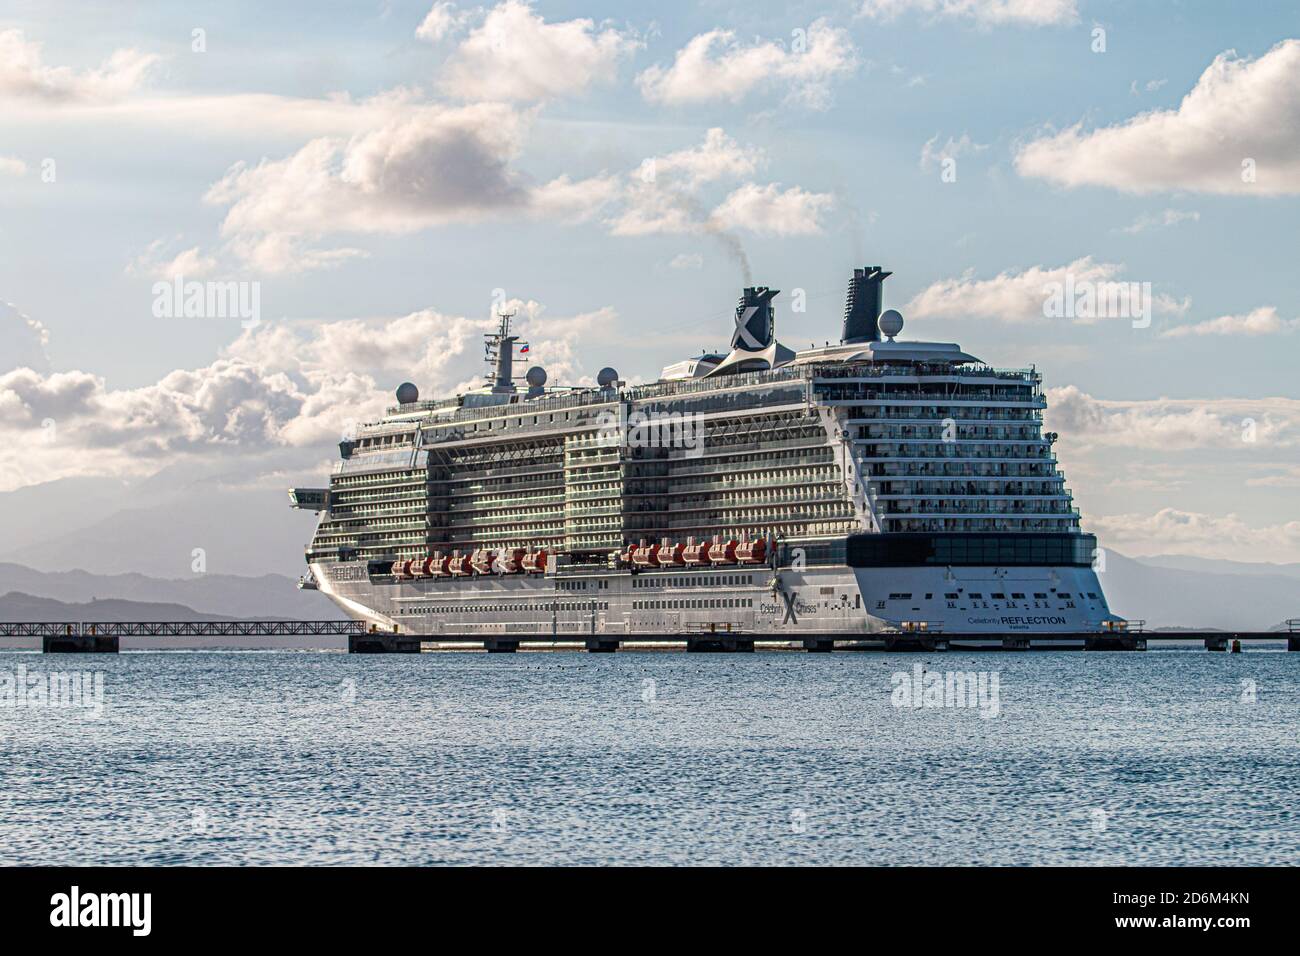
[890,664,1000,718]
[50,886,151,936]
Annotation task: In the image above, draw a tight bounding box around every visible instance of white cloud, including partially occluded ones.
[637,19,857,109]
[919,132,988,170]
[1045,385,1299,451]
[906,257,1188,324]
[0,28,158,103]
[204,103,536,272]
[1120,208,1199,234]
[0,301,51,373]
[858,0,1078,26]
[127,239,219,280]
[0,300,615,491]
[648,128,762,189]
[668,253,704,270]
[415,2,468,43]
[709,183,834,236]
[1083,508,1300,562]
[0,156,26,176]
[439,1,638,102]
[1016,40,1300,195]
[1162,306,1299,339]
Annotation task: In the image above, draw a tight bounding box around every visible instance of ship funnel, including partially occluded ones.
[841,266,893,344]
[732,287,779,353]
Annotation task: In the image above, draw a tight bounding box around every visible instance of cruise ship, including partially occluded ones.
[289,266,1124,649]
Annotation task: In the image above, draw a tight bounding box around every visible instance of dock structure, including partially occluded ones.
[0,621,366,653]
[2,621,1297,654]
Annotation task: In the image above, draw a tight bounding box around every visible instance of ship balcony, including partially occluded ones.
[876,504,1082,517]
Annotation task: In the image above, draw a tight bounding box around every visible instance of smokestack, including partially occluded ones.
[841,266,892,344]
[732,287,779,352]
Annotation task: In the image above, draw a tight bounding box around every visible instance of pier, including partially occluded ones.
[1,621,1296,653]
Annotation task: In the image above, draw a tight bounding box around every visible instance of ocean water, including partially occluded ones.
[1,647,1296,866]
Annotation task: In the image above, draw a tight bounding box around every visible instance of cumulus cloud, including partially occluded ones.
[1016,40,1300,195]
[1162,306,1299,339]
[415,2,468,43]
[204,103,537,272]
[0,300,615,491]
[709,183,834,236]
[637,19,857,109]
[0,28,158,103]
[439,1,638,102]
[1045,385,1299,451]
[858,0,1078,26]
[906,257,1189,324]
[126,239,220,280]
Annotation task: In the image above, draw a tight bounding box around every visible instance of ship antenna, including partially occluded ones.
[485,309,520,393]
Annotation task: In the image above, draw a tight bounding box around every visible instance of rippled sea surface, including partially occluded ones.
[1,647,1297,866]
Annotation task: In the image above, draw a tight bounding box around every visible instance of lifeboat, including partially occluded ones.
[661,540,685,567]
[448,551,472,576]
[709,538,739,565]
[470,549,495,575]
[410,556,431,577]
[432,552,451,577]
[498,548,527,574]
[619,542,640,566]
[390,560,408,578]
[632,540,660,568]
[736,537,767,565]
[682,537,711,566]
[522,549,550,573]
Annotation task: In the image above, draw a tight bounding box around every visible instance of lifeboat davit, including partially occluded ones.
[632,540,661,568]
[470,549,495,575]
[522,549,550,573]
[410,556,431,577]
[498,548,526,574]
[432,552,451,577]
[390,560,408,578]
[448,551,472,576]
[661,540,685,567]
[736,537,767,565]
[709,539,739,565]
[682,538,711,565]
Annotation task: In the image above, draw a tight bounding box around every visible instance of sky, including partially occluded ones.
[1,0,1298,567]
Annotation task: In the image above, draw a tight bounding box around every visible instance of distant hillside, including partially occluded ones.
[1100,552,1300,631]
[0,563,344,620]
[1137,554,1300,581]
[0,591,244,622]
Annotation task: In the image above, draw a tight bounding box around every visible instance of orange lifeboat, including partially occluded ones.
[498,548,527,574]
[682,537,711,566]
[448,551,472,576]
[620,542,640,566]
[522,549,550,573]
[709,538,738,565]
[661,540,685,567]
[632,540,661,568]
[736,537,767,565]
[471,549,495,575]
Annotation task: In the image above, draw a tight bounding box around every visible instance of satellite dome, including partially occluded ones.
[879,310,904,339]
[395,382,419,404]
[597,367,619,388]
[525,366,547,387]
